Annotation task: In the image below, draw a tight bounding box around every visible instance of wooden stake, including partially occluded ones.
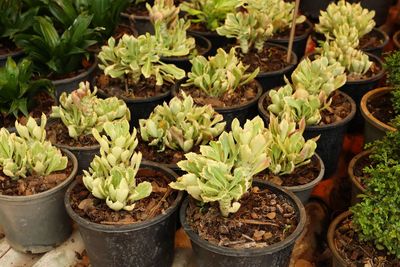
[287,0,301,63]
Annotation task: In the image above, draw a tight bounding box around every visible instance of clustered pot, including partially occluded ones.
[0,149,78,253]
[361,87,396,144]
[180,180,306,267]
[65,162,183,267]
[348,150,370,205]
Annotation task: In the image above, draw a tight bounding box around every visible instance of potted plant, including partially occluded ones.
[148,0,211,71]
[328,161,400,266]
[14,14,99,98]
[346,0,393,26]
[0,57,55,131]
[48,81,130,173]
[138,93,226,173]
[314,0,389,57]
[64,119,183,267]
[216,5,298,90]
[0,114,78,253]
[170,117,306,266]
[255,113,324,204]
[121,0,155,35]
[361,50,399,143]
[299,0,334,23]
[96,33,186,126]
[180,0,242,53]
[258,56,356,177]
[172,47,262,128]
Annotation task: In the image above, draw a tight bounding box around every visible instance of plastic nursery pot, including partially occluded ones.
[348,150,370,205]
[160,33,212,72]
[55,144,99,175]
[120,12,154,35]
[299,0,334,22]
[0,49,24,67]
[187,28,232,55]
[327,210,354,267]
[339,53,385,133]
[360,87,396,144]
[255,43,298,92]
[268,19,314,60]
[0,149,78,253]
[180,180,306,267]
[258,91,356,178]
[394,31,400,50]
[65,161,183,267]
[172,79,263,130]
[53,57,98,102]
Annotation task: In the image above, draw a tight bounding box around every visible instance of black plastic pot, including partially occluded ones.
[55,144,99,174]
[269,20,314,60]
[187,28,232,55]
[53,57,98,102]
[255,43,298,91]
[0,149,78,253]
[172,79,263,129]
[258,91,356,178]
[393,30,400,50]
[120,13,154,35]
[300,0,335,22]
[180,180,306,267]
[339,53,385,133]
[327,211,353,267]
[160,33,212,72]
[347,0,392,26]
[0,49,24,67]
[348,150,369,205]
[65,161,183,267]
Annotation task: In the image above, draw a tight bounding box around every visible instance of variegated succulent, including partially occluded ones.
[182,48,259,97]
[170,117,271,217]
[139,94,226,152]
[51,82,130,139]
[83,120,152,211]
[98,34,186,87]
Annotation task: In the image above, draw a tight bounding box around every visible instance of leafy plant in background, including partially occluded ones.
[182,48,259,97]
[51,81,130,139]
[0,57,53,120]
[384,51,400,117]
[14,14,98,76]
[0,114,67,180]
[180,0,242,31]
[170,117,271,217]
[83,120,152,211]
[139,94,226,152]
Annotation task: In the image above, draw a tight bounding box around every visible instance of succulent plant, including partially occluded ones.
[182,48,259,97]
[83,120,152,211]
[139,93,226,152]
[180,0,242,31]
[148,0,180,26]
[315,0,375,39]
[216,9,273,54]
[0,114,68,180]
[98,34,186,88]
[267,113,318,175]
[170,117,271,217]
[51,81,130,139]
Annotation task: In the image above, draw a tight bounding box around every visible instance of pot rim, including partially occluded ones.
[180,180,306,257]
[393,30,400,50]
[327,210,353,266]
[344,53,385,85]
[258,90,356,131]
[269,19,314,43]
[52,56,98,85]
[64,160,183,232]
[348,150,371,194]
[360,87,397,132]
[0,148,78,201]
[173,78,264,112]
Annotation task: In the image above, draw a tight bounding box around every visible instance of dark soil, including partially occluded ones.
[366,91,395,125]
[0,38,21,55]
[334,216,400,266]
[179,80,258,108]
[255,155,321,187]
[359,30,385,50]
[125,2,149,16]
[347,61,382,81]
[46,119,98,148]
[162,37,209,59]
[0,92,55,129]
[69,169,177,224]
[353,152,372,189]
[0,159,73,196]
[186,186,298,248]
[95,74,171,99]
[272,21,311,40]
[188,22,215,33]
[46,57,93,81]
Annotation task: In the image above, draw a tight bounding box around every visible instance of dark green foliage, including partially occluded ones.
[384,51,400,115]
[0,57,53,118]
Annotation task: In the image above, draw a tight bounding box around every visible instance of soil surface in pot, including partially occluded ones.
[263,91,352,125]
[70,170,177,224]
[255,156,321,187]
[46,119,98,148]
[0,38,21,55]
[45,57,94,81]
[179,80,258,108]
[359,30,385,50]
[346,61,382,81]
[272,21,310,39]
[96,75,171,99]
[0,159,73,196]
[334,216,400,266]
[366,91,395,125]
[353,153,372,190]
[1,92,55,129]
[186,186,298,248]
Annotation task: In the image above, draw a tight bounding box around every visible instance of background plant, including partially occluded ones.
[384,51,400,117]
